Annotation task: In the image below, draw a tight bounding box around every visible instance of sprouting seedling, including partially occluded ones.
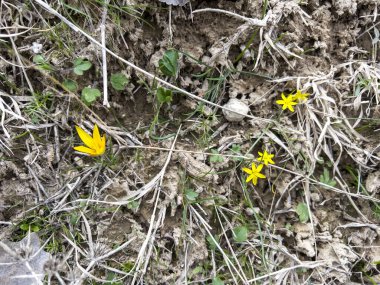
[158,49,179,77]
[73,58,92,75]
[73,124,106,157]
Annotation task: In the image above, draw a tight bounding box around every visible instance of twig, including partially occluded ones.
[192,8,268,27]
[100,0,110,107]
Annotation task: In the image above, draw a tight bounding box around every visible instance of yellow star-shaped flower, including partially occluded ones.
[242,163,266,185]
[257,150,275,165]
[73,124,106,156]
[276,93,298,112]
[293,90,309,102]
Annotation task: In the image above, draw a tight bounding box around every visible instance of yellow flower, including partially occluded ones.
[242,163,266,185]
[293,90,309,102]
[73,124,106,156]
[257,150,275,165]
[276,93,297,112]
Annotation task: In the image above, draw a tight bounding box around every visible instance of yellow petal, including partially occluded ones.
[75,126,94,148]
[96,135,106,155]
[93,124,101,145]
[242,167,252,174]
[246,174,254,183]
[256,164,264,172]
[74,145,97,156]
[251,176,258,185]
[257,173,266,179]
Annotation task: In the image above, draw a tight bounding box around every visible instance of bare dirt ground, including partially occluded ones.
[0,0,380,284]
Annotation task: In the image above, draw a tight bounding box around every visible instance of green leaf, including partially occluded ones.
[156,87,173,104]
[81,87,101,106]
[33,55,53,71]
[212,277,225,285]
[158,49,179,77]
[73,58,92,75]
[127,200,139,210]
[319,168,336,188]
[185,189,199,202]
[33,55,46,64]
[206,235,219,250]
[233,226,248,242]
[296,202,309,223]
[192,266,203,275]
[209,149,224,163]
[62,79,78,92]
[230,144,243,162]
[20,223,29,231]
[110,73,129,91]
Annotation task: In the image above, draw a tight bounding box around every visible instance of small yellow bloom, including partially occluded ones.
[242,163,266,185]
[293,90,309,102]
[73,124,106,156]
[257,150,275,165]
[276,93,297,112]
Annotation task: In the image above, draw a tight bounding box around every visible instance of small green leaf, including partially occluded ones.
[156,87,173,104]
[31,225,40,232]
[127,200,139,210]
[33,55,45,64]
[233,226,248,242]
[73,58,92,75]
[206,235,219,250]
[212,277,225,285]
[230,144,243,162]
[192,266,203,275]
[185,189,199,202]
[209,149,224,163]
[296,202,309,223]
[70,213,79,225]
[158,49,179,77]
[62,79,78,92]
[81,87,101,106]
[20,223,29,231]
[33,55,53,71]
[319,168,336,188]
[110,73,129,91]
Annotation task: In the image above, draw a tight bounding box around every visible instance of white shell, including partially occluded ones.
[222,98,249,122]
[158,0,189,6]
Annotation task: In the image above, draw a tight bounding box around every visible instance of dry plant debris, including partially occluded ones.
[0,0,379,284]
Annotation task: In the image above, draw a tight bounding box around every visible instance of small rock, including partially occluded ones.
[222,98,250,122]
[365,170,380,194]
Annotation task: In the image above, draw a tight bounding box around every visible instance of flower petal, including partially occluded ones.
[75,126,94,148]
[256,164,264,172]
[93,124,101,145]
[256,173,266,179]
[242,167,252,174]
[74,145,97,156]
[96,135,106,155]
[251,176,258,185]
[246,174,254,183]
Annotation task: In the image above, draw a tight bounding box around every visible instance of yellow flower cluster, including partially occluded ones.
[242,150,275,186]
[276,90,309,112]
